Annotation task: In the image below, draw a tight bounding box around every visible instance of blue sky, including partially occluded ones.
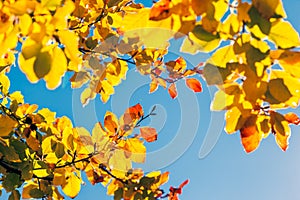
[5,0,300,199]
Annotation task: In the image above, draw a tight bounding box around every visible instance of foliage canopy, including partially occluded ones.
[0,0,299,199]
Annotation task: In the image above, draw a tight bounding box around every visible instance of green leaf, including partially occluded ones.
[8,190,20,200]
[29,188,45,199]
[139,177,155,188]
[192,25,220,42]
[33,52,51,79]
[247,6,271,36]
[114,188,123,200]
[267,78,292,103]
[3,173,22,192]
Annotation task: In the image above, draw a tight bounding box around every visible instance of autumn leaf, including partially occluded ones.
[185,78,202,92]
[168,83,177,99]
[0,115,17,137]
[240,115,262,153]
[284,112,300,125]
[271,111,291,151]
[149,78,159,93]
[62,172,81,198]
[149,0,171,21]
[140,127,158,142]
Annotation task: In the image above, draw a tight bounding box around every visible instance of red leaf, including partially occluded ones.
[185,78,202,92]
[179,179,189,189]
[240,116,262,153]
[284,112,300,125]
[168,83,177,99]
[140,127,158,142]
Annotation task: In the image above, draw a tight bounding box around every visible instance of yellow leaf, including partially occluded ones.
[10,91,24,104]
[109,149,131,172]
[149,78,158,93]
[225,106,242,134]
[211,89,234,111]
[38,108,56,123]
[57,30,81,65]
[0,115,17,137]
[44,46,67,89]
[0,26,19,56]
[33,161,50,178]
[92,122,110,152]
[271,70,300,98]
[212,0,228,21]
[271,111,290,151]
[0,73,10,94]
[80,87,95,106]
[62,172,81,199]
[7,0,36,15]
[52,0,75,29]
[41,0,62,11]
[209,45,237,68]
[74,127,94,154]
[124,138,146,163]
[181,32,221,54]
[112,8,173,49]
[52,186,65,200]
[106,60,128,86]
[219,14,240,39]
[272,50,300,78]
[18,14,32,36]
[99,80,114,103]
[269,21,300,49]
[19,38,42,83]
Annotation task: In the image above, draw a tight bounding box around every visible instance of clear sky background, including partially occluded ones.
[5,0,300,199]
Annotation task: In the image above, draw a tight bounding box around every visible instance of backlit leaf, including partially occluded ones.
[62,172,81,198]
[240,115,262,153]
[168,83,177,99]
[284,112,300,125]
[140,127,158,142]
[0,115,17,137]
[269,21,300,49]
[104,111,119,135]
[271,111,290,151]
[185,78,202,92]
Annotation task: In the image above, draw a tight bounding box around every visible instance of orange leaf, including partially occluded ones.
[127,103,144,119]
[284,112,300,125]
[275,131,289,151]
[168,83,177,99]
[122,104,144,127]
[149,79,158,93]
[149,0,171,21]
[140,127,158,142]
[185,78,202,92]
[179,179,189,189]
[240,115,262,153]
